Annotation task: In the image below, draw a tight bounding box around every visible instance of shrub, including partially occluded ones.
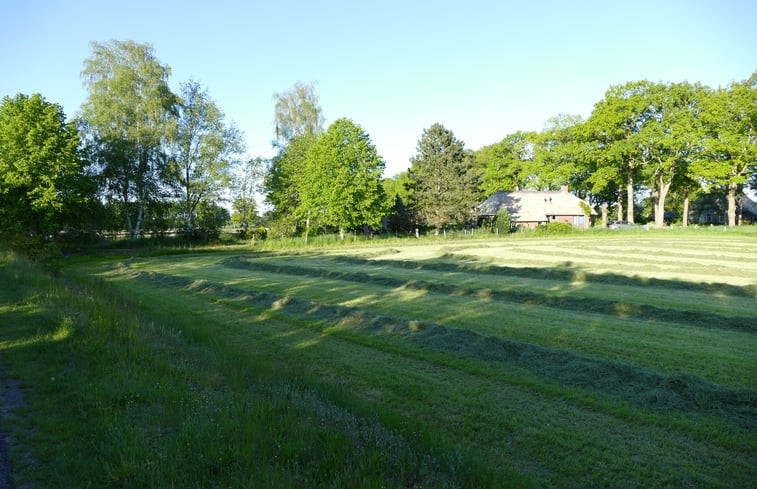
[533,221,573,235]
[6,234,63,272]
[492,209,512,234]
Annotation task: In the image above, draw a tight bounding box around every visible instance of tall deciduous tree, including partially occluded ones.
[0,93,90,237]
[170,80,244,233]
[409,123,480,234]
[81,40,178,240]
[264,133,318,229]
[694,73,756,226]
[637,82,705,227]
[231,157,266,238]
[586,80,658,223]
[272,81,325,149]
[476,131,537,195]
[265,82,325,230]
[536,114,591,196]
[298,118,389,240]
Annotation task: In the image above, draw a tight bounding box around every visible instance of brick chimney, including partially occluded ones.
[560,184,569,193]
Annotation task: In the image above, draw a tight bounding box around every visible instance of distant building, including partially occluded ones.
[478,186,597,229]
[690,189,757,225]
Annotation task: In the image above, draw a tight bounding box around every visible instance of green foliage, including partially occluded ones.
[230,157,266,238]
[578,200,593,218]
[386,194,414,234]
[80,40,178,240]
[477,131,538,194]
[382,170,413,204]
[409,123,481,234]
[535,114,591,194]
[6,234,63,272]
[492,208,512,234]
[191,201,230,240]
[298,118,390,239]
[272,81,325,149]
[692,72,757,226]
[170,80,244,233]
[532,221,573,235]
[264,133,318,221]
[0,93,90,237]
[230,196,257,237]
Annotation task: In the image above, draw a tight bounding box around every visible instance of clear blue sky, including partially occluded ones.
[2,0,755,177]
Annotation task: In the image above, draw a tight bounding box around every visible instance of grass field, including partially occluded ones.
[1,230,756,488]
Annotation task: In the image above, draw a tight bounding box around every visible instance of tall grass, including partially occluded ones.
[0,251,493,488]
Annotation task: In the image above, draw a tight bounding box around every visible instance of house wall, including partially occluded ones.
[549,215,593,228]
[515,221,545,229]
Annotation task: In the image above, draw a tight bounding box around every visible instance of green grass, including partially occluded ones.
[2,229,756,488]
[0,251,491,488]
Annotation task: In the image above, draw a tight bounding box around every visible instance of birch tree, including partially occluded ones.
[81,40,178,240]
[170,80,244,233]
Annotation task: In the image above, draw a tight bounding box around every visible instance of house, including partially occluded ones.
[478,186,597,229]
[690,189,757,225]
[740,191,757,224]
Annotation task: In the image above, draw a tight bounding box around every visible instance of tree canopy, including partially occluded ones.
[0,93,90,237]
[2,39,754,247]
[170,80,245,233]
[408,123,480,234]
[272,81,325,149]
[80,40,178,240]
[298,118,389,240]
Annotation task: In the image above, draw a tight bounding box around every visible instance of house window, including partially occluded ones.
[574,215,585,226]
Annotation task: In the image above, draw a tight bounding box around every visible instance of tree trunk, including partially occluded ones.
[125,211,134,241]
[132,202,143,241]
[682,190,689,227]
[617,187,624,221]
[601,204,608,227]
[626,166,634,223]
[304,213,310,245]
[651,186,659,227]
[339,227,345,241]
[655,176,671,228]
[727,182,737,227]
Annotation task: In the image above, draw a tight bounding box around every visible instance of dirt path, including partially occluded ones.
[0,376,26,489]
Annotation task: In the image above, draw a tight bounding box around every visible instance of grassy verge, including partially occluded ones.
[0,250,496,488]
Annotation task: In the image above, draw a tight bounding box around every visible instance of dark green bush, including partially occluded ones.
[492,209,512,234]
[533,221,573,235]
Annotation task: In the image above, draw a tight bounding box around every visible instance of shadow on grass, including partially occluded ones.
[221,256,756,334]
[128,268,757,430]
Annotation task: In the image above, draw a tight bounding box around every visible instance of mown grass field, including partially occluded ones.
[1,230,756,488]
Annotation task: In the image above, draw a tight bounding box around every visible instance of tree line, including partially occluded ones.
[472,77,756,228]
[1,39,755,258]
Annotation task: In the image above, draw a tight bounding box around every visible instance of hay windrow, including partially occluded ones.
[122,267,757,429]
[221,257,756,334]
[333,254,757,298]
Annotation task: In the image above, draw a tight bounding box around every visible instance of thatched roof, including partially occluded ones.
[478,190,596,222]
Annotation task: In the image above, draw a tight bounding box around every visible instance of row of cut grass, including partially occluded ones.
[0,251,486,488]
[351,235,757,286]
[79,255,757,488]
[245,252,756,316]
[121,267,757,426]
[122,254,757,388]
[222,256,755,332]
